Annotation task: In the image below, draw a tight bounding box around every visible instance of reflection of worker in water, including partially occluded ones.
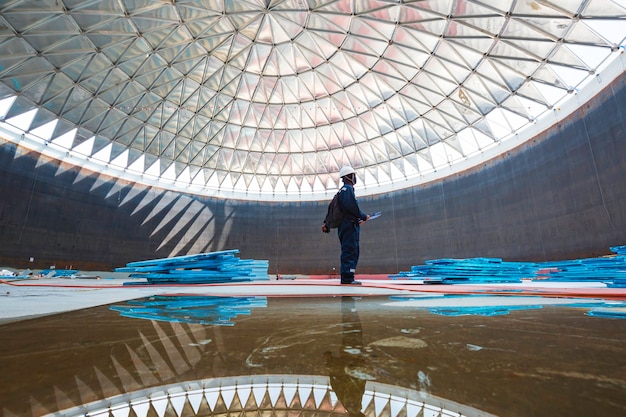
[324,296,366,417]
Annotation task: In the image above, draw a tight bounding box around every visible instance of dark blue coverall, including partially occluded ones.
[337,182,367,284]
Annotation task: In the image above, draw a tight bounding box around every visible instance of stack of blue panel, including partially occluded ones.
[536,255,626,282]
[604,246,626,287]
[389,257,536,283]
[116,249,270,284]
[39,269,79,277]
[610,245,626,255]
[390,245,626,286]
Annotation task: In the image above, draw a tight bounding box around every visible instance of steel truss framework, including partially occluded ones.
[0,0,624,200]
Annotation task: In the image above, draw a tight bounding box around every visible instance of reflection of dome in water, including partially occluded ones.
[45,375,495,417]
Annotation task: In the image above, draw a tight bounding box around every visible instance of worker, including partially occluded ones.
[336,165,369,285]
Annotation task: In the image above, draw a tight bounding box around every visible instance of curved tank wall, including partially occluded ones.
[1,72,625,275]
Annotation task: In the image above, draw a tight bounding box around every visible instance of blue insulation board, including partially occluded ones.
[117,250,269,284]
[390,245,626,285]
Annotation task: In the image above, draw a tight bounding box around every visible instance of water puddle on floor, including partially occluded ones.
[1,295,625,417]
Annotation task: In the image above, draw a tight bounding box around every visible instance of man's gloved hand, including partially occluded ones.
[322,224,330,233]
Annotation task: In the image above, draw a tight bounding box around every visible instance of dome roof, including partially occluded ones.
[0,0,624,200]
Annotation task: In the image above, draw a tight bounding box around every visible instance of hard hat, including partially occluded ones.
[339,165,355,178]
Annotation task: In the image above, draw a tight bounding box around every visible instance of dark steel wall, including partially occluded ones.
[1,73,625,274]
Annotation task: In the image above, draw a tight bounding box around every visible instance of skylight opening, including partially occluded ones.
[128,155,145,174]
[110,149,129,168]
[7,109,37,132]
[29,119,58,141]
[145,160,161,178]
[583,20,626,45]
[92,143,112,163]
[0,96,16,118]
[72,136,94,157]
[162,164,178,182]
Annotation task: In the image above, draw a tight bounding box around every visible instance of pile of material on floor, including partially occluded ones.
[390,245,626,286]
[389,257,535,284]
[38,269,79,278]
[116,249,269,284]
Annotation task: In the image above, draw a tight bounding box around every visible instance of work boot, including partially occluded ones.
[341,273,360,285]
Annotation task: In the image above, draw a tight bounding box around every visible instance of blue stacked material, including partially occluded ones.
[116,250,270,284]
[610,245,626,255]
[390,245,626,285]
[535,255,626,282]
[389,257,535,284]
[39,269,79,277]
[608,279,626,288]
[110,295,267,325]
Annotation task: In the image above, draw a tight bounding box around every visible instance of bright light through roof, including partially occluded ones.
[0,0,624,201]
